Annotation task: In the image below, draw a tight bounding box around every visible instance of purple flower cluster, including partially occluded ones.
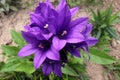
[18,0,98,77]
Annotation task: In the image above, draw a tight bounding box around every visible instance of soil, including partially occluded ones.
[0,0,120,80]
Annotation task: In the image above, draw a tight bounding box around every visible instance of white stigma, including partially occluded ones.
[61,30,67,36]
[44,24,49,28]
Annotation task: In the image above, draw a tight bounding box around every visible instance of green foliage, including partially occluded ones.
[91,5,120,40]
[1,45,20,56]
[85,0,97,3]
[10,30,26,48]
[1,58,21,72]
[62,65,79,77]
[0,0,21,14]
[89,48,115,64]
[67,0,81,7]
[52,0,81,8]
[66,0,102,7]
[84,0,102,5]
[61,55,90,80]
[14,61,35,74]
[0,56,35,74]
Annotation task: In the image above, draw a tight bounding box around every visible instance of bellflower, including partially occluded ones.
[18,31,60,69]
[41,50,68,77]
[81,23,98,47]
[65,23,98,57]
[42,58,62,77]
[26,0,88,50]
[18,0,98,77]
[46,0,89,51]
[28,2,57,40]
[37,49,67,77]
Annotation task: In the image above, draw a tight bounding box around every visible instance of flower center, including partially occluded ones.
[38,40,51,50]
[44,24,49,28]
[61,30,67,36]
[38,44,44,49]
[49,61,54,64]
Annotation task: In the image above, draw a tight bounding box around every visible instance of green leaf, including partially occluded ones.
[7,57,23,63]
[106,27,119,40]
[4,3,9,12]
[99,24,107,29]
[96,29,101,39]
[15,61,35,74]
[10,30,26,48]
[97,10,102,24]
[111,19,120,24]
[0,0,6,4]
[10,6,18,11]
[1,58,35,74]
[91,9,98,21]
[90,5,119,41]
[89,48,116,64]
[0,62,5,70]
[1,45,20,56]
[62,65,79,76]
[0,57,21,72]
[110,13,119,23]
[0,8,5,13]
[71,64,86,72]
[104,4,113,21]
[70,57,84,64]
[1,62,20,72]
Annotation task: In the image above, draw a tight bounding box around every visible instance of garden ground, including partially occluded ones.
[0,0,120,80]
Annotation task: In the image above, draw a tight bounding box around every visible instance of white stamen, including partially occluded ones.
[44,24,49,28]
[38,44,44,48]
[61,30,67,36]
